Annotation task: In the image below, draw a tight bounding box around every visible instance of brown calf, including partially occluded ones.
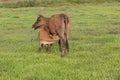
[38,26,59,52]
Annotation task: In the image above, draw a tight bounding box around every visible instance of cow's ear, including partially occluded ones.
[37,15,43,18]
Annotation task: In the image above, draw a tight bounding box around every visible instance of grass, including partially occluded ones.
[0,0,120,8]
[0,3,120,80]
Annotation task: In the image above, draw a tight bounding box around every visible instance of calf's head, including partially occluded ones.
[32,15,48,30]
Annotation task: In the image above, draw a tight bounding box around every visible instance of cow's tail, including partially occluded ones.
[64,15,70,52]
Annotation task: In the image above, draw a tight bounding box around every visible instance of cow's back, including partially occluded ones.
[48,14,70,38]
[48,14,63,34]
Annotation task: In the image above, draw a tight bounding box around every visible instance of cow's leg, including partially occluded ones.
[39,42,43,52]
[61,33,69,54]
[57,29,67,57]
[58,34,66,57]
[58,40,62,52]
[60,38,66,57]
[66,39,69,52]
[65,32,69,53]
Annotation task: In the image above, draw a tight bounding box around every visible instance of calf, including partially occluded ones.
[38,26,59,52]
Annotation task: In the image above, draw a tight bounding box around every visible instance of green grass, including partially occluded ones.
[0,0,120,8]
[0,3,120,80]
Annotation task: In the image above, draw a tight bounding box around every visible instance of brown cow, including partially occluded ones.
[32,14,70,57]
[48,14,70,57]
[38,26,59,52]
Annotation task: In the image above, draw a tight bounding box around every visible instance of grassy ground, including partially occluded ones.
[0,3,120,80]
[0,0,120,8]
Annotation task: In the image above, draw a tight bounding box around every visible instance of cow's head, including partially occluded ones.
[32,15,47,30]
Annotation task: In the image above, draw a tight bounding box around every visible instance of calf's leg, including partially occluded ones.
[38,42,43,52]
[45,44,49,52]
[49,44,53,52]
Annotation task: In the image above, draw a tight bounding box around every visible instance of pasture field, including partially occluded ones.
[0,3,120,80]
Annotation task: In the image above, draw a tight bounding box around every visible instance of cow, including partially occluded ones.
[48,14,70,57]
[32,14,70,57]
